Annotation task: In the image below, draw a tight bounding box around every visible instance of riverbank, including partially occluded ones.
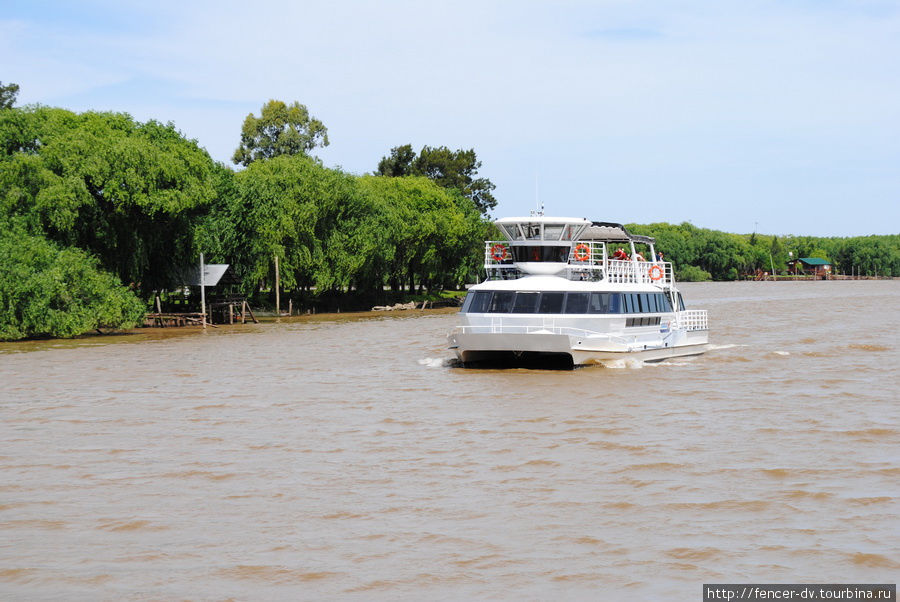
[0,305,461,353]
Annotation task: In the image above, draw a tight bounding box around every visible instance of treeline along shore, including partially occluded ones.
[1,91,898,341]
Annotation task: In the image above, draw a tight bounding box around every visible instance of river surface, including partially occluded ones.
[1,281,898,600]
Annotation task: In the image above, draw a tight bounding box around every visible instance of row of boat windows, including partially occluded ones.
[627,316,662,327]
[462,291,684,314]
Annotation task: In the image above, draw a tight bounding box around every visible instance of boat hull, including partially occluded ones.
[450,330,708,367]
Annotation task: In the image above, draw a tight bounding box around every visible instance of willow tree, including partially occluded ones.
[357,175,485,293]
[0,223,145,340]
[0,106,217,293]
[226,154,365,294]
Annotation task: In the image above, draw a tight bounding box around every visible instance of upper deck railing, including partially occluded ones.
[484,241,673,286]
[675,309,708,331]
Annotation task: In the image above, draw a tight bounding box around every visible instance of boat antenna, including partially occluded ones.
[531,174,544,217]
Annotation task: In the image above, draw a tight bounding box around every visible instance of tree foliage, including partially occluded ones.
[0,223,145,340]
[0,81,18,110]
[377,144,497,214]
[232,100,329,167]
[4,98,898,341]
[356,175,485,293]
[0,106,217,292]
[208,155,486,297]
[629,222,900,279]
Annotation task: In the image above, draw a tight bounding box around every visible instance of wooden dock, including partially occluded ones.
[144,300,259,328]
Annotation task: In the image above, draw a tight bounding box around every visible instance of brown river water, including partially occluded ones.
[1,281,898,600]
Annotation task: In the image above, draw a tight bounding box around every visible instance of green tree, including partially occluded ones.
[376,143,416,177]
[0,223,145,340]
[226,154,361,295]
[233,100,329,166]
[0,106,218,293]
[0,81,18,110]
[376,144,497,214]
[357,175,485,293]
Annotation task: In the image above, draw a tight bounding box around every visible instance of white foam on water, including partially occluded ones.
[599,357,645,369]
[707,343,747,351]
[773,351,790,356]
[650,356,700,367]
[417,357,450,368]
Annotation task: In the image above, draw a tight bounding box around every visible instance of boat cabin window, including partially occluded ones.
[499,224,522,240]
[538,292,565,313]
[512,292,540,313]
[488,291,515,313]
[543,224,564,240]
[563,293,589,314]
[462,290,675,315]
[468,290,492,313]
[676,292,685,311]
[512,245,570,263]
[589,292,620,314]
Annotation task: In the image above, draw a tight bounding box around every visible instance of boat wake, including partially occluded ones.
[418,357,454,368]
[598,357,646,369]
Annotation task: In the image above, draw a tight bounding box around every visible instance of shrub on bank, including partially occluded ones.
[0,227,145,340]
[677,265,712,282]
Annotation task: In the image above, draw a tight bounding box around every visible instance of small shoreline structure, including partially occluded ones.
[143,263,259,328]
[448,214,710,368]
[749,256,894,281]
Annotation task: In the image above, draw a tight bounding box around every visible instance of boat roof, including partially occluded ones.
[582,222,655,245]
[494,216,655,245]
[495,216,590,225]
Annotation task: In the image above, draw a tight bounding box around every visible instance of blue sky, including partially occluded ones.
[3,0,899,236]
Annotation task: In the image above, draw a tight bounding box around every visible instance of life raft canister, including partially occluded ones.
[649,264,664,281]
[491,244,509,262]
[573,243,591,261]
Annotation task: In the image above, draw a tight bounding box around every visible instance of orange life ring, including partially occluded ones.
[490,244,508,262]
[649,264,664,281]
[573,243,591,261]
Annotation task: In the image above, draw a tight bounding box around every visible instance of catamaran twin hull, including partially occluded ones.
[450,329,709,368]
[448,215,710,368]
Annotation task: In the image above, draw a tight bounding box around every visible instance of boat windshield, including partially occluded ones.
[511,246,570,263]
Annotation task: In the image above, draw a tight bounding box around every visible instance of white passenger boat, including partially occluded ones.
[448,214,709,367]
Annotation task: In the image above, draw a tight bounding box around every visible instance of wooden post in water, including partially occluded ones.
[274,254,281,321]
[155,294,164,327]
[200,253,207,329]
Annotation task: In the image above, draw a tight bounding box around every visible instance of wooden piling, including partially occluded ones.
[274,254,280,322]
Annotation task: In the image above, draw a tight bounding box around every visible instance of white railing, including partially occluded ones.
[566,241,604,266]
[483,240,673,285]
[676,310,708,331]
[606,259,672,285]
